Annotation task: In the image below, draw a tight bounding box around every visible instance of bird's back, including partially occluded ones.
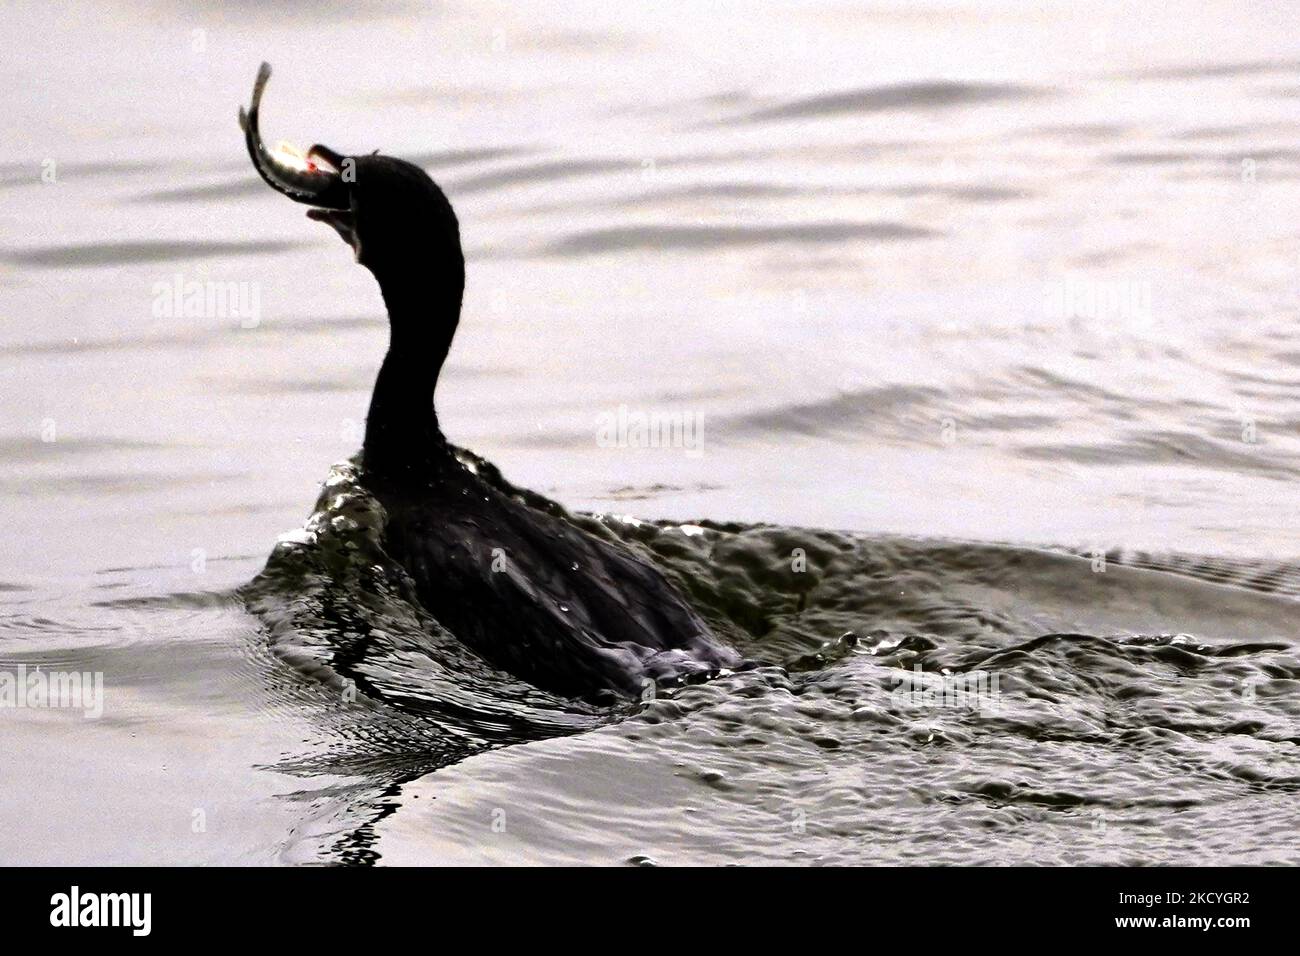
[373,453,741,702]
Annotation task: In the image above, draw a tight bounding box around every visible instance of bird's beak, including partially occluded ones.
[306,206,358,256]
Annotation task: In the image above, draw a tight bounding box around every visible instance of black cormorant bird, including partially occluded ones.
[239,64,740,702]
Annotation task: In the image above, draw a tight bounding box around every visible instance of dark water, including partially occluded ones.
[1,1,1298,864]
[237,454,1300,865]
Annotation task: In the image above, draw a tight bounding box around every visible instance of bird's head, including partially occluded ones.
[239,63,463,296]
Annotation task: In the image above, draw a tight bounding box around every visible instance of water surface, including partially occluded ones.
[1,0,1297,864]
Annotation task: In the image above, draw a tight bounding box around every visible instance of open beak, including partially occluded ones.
[303,145,360,254]
[306,206,356,246]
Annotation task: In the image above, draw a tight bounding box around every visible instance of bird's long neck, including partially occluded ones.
[361,270,462,482]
